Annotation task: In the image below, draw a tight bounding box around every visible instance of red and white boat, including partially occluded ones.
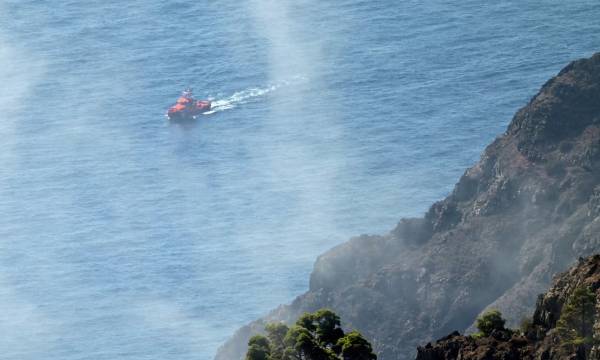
[166,88,212,120]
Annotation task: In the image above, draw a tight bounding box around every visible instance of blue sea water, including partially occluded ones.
[1,1,599,359]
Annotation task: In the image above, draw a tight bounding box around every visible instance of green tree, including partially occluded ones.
[337,331,377,360]
[246,335,271,360]
[285,325,333,360]
[296,312,317,332]
[266,323,290,360]
[475,309,506,336]
[556,286,596,346]
[313,309,345,350]
[245,309,376,360]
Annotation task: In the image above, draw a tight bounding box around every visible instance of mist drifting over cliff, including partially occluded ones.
[2,1,600,360]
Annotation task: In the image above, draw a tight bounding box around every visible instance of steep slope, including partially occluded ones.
[415,254,600,360]
[216,53,600,360]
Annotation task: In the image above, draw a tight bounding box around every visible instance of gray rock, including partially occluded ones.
[216,52,600,360]
[416,254,600,360]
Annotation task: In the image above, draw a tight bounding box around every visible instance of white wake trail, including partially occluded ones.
[204,76,305,115]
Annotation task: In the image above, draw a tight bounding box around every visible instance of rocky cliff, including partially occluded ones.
[216,53,600,360]
[415,254,600,360]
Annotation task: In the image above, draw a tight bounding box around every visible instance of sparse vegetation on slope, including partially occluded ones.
[416,255,600,360]
[245,309,376,360]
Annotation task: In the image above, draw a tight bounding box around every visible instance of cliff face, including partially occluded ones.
[415,254,600,360]
[216,53,600,360]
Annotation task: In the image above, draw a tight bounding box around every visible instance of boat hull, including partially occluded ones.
[166,100,212,121]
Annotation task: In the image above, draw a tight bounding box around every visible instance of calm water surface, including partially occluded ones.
[1,1,599,359]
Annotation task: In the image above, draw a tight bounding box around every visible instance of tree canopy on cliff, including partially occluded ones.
[556,286,596,351]
[245,309,376,360]
[475,309,507,337]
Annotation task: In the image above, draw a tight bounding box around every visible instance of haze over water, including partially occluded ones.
[1,1,599,359]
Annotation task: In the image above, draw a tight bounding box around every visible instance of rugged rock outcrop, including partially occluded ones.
[415,330,534,360]
[216,53,600,360]
[415,254,600,360]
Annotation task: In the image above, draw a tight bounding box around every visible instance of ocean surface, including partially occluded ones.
[1,1,599,359]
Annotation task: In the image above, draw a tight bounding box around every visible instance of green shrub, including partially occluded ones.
[475,309,506,336]
[470,332,485,339]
